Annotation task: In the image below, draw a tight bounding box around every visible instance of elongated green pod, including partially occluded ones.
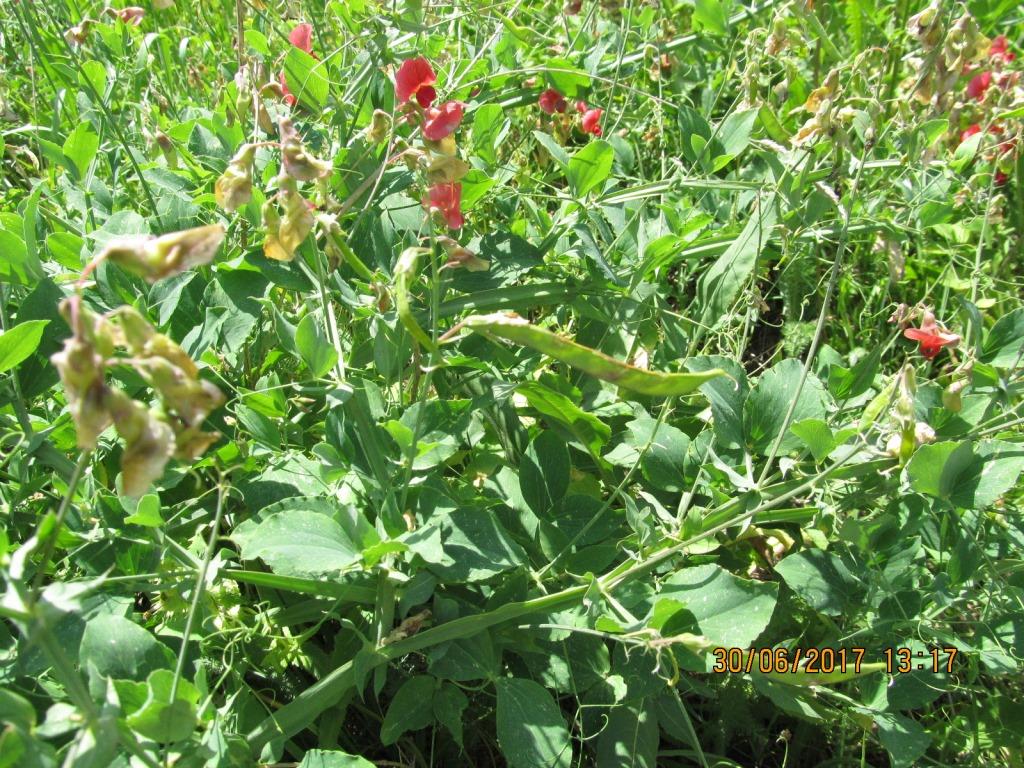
[461,312,726,396]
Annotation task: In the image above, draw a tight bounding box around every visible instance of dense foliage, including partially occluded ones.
[1,0,1023,766]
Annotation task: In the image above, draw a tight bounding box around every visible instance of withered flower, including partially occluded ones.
[279,117,332,182]
[437,236,489,272]
[215,144,257,212]
[101,224,225,283]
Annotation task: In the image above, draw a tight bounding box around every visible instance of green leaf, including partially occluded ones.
[595,700,658,768]
[789,419,836,462]
[659,564,778,662]
[627,413,690,492]
[381,675,436,745]
[744,358,831,455]
[908,440,1024,509]
[295,314,338,378]
[284,47,329,112]
[472,104,510,166]
[0,229,42,286]
[567,140,614,197]
[124,494,164,527]
[433,683,469,748]
[520,431,570,515]
[693,0,729,34]
[716,108,759,158]
[533,130,570,168]
[79,615,173,681]
[428,508,528,582]
[695,197,777,331]
[775,549,864,615]
[496,678,572,768]
[544,57,590,97]
[686,355,748,450]
[516,381,611,457]
[828,344,882,400]
[0,320,48,373]
[297,750,375,768]
[463,313,725,397]
[875,712,932,768]
[124,669,199,743]
[232,509,361,577]
[980,308,1024,368]
[62,123,99,180]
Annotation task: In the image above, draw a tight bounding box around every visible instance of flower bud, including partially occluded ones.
[367,109,392,144]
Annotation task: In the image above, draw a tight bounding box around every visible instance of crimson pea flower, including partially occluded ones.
[425,182,464,229]
[581,107,604,136]
[565,0,583,15]
[960,123,981,142]
[279,72,297,107]
[575,100,588,114]
[396,57,437,108]
[990,35,1016,64]
[423,101,465,140]
[279,23,317,108]
[967,70,993,100]
[995,170,1010,186]
[538,89,567,114]
[289,22,313,54]
[903,310,960,359]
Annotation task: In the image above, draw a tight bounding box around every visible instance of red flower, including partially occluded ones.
[423,101,465,140]
[565,0,583,15]
[279,23,316,108]
[425,182,463,229]
[903,310,960,359]
[538,89,567,114]
[279,71,297,107]
[995,170,1010,186]
[967,70,993,100]
[289,23,314,55]
[575,100,588,114]
[581,107,604,136]
[396,57,437,107]
[990,35,1016,63]
[961,123,981,142]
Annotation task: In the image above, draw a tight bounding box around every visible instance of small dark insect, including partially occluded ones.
[133,592,152,613]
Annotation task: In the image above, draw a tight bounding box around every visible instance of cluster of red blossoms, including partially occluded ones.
[966,35,1016,100]
[395,57,466,229]
[961,35,1018,185]
[538,89,604,136]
